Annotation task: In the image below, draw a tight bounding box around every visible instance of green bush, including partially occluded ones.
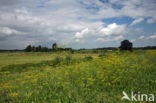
[65,55,72,65]
[52,56,62,66]
[84,56,93,61]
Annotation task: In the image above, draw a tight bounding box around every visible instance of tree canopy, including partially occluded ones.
[119,40,133,51]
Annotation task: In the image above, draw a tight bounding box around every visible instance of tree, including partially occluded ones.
[41,47,49,52]
[25,45,32,52]
[35,47,39,52]
[32,46,36,52]
[52,43,58,51]
[38,45,42,52]
[119,40,133,51]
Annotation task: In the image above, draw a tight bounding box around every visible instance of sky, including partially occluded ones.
[0,0,156,49]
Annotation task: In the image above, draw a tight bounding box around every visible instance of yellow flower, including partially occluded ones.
[2,83,13,89]
[37,86,43,89]
[26,92,32,97]
[9,92,18,97]
[21,81,26,84]
[31,79,38,83]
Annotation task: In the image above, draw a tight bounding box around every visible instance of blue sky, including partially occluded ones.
[0,0,156,49]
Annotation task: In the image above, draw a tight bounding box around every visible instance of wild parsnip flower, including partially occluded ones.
[9,92,18,97]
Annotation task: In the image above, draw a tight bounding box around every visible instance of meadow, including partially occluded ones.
[0,50,156,103]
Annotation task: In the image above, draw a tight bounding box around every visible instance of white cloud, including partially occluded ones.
[138,35,145,39]
[96,38,108,42]
[74,23,128,39]
[147,17,156,24]
[114,35,124,40]
[132,34,156,47]
[130,39,136,42]
[75,28,89,38]
[148,35,156,39]
[138,34,156,40]
[96,35,124,42]
[0,0,156,49]
[130,18,144,26]
[74,22,140,44]
[0,27,24,35]
[99,23,126,36]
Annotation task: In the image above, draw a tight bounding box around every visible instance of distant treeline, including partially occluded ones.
[24,43,72,52]
[133,46,156,50]
[0,40,156,52]
[80,46,156,51]
[0,46,156,52]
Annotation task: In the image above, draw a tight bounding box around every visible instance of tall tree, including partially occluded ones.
[25,45,32,52]
[119,40,133,51]
[38,45,42,52]
[52,43,58,51]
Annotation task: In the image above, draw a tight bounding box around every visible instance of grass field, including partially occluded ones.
[0,50,156,103]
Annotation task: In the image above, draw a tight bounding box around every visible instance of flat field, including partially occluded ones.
[0,50,156,103]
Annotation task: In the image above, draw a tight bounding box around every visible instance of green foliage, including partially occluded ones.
[52,43,58,51]
[65,55,72,65]
[99,50,108,57]
[99,53,106,57]
[25,45,49,52]
[25,45,32,52]
[119,40,133,51]
[70,50,74,54]
[52,56,62,66]
[0,50,156,103]
[84,56,93,61]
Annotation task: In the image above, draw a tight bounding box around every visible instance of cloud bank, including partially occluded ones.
[0,0,156,49]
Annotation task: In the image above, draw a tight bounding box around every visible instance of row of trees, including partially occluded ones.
[25,40,133,52]
[25,43,72,52]
[25,43,58,52]
[25,45,50,52]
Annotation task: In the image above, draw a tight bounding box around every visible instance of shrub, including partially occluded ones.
[52,56,62,66]
[65,55,72,65]
[70,50,74,54]
[84,56,93,61]
[99,53,106,57]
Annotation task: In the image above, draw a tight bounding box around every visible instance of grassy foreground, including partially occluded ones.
[0,50,156,103]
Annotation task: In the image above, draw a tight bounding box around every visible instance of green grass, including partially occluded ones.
[0,52,54,67]
[0,52,98,68]
[0,50,156,103]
